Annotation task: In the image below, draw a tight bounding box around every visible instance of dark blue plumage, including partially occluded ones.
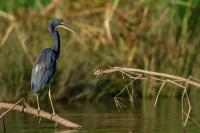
[31,19,61,94]
[31,19,73,115]
[31,48,56,93]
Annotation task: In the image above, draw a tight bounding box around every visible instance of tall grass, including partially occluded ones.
[0,0,200,102]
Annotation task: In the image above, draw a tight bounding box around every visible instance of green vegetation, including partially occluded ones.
[0,0,200,103]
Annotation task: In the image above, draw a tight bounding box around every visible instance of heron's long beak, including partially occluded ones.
[57,22,74,33]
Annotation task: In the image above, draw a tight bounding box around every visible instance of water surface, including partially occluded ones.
[1,98,200,133]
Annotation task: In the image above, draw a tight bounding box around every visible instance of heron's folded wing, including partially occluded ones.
[31,54,56,93]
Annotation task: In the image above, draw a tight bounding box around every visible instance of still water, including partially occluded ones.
[1,98,200,133]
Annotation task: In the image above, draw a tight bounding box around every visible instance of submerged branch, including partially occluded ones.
[0,99,82,129]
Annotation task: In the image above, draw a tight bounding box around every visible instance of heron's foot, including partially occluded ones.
[20,98,27,112]
[50,112,56,119]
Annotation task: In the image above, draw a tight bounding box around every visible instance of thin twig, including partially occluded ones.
[183,111,200,127]
[184,90,191,127]
[154,79,186,106]
[181,77,191,127]
[113,74,142,111]
[114,97,126,111]
[116,75,141,97]
[183,77,191,127]
[0,99,23,119]
[154,80,166,106]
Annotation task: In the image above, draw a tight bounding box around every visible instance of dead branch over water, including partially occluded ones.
[94,67,200,88]
[94,66,200,128]
[0,99,82,129]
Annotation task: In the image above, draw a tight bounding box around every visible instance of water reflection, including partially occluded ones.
[55,130,80,133]
[1,98,200,133]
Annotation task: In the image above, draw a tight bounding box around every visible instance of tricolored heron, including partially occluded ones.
[31,19,73,115]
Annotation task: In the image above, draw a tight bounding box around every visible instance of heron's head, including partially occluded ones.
[49,19,74,33]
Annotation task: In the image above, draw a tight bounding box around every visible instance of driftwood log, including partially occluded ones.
[0,99,82,129]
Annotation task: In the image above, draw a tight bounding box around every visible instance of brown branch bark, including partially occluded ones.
[0,101,82,129]
[94,67,200,88]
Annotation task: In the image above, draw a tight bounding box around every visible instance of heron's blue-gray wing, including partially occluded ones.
[31,49,56,93]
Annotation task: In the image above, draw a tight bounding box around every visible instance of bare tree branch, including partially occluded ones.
[94,67,200,88]
[0,99,82,129]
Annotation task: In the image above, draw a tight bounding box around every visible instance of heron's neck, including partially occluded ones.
[51,29,60,57]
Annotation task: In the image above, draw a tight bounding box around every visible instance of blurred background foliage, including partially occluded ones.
[0,0,200,103]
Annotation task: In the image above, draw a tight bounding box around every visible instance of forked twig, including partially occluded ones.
[183,111,200,127]
[154,79,185,106]
[114,74,142,111]
[182,77,191,127]
[114,97,126,111]
[0,99,23,119]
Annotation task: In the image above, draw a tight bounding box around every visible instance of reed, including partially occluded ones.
[0,0,200,102]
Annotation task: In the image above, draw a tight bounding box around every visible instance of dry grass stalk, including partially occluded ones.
[40,0,60,16]
[15,24,33,64]
[0,11,33,64]
[0,22,15,48]
[0,10,15,21]
[104,0,119,43]
[65,7,105,17]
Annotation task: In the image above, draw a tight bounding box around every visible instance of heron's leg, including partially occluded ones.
[36,94,40,110]
[48,84,55,115]
[36,94,40,115]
